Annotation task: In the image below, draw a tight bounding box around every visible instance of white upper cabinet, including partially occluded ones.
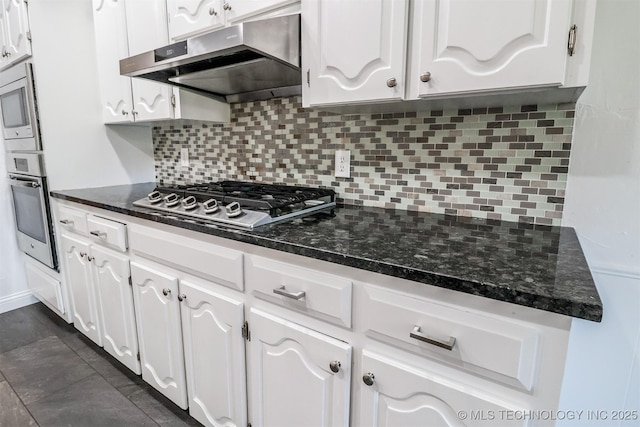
[168,0,299,41]
[92,0,229,124]
[1,0,30,67]
[303,0,592,107]
[302,0,408,107]
[407,0,573,98]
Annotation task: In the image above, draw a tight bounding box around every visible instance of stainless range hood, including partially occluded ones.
[120,15,301,103]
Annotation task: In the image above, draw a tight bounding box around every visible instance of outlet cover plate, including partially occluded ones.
[335,150,351,178]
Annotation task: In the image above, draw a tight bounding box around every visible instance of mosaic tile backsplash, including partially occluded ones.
[153,96,575,226]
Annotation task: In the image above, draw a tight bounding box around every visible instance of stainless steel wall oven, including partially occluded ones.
[2,63,57,269]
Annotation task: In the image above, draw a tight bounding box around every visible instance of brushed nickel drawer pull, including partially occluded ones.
[273,286,305,300]
[90,230,105,238]
[410,325,456,351]
[59,219,73,225]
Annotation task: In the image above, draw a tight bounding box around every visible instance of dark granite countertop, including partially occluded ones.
[51,183,602,322]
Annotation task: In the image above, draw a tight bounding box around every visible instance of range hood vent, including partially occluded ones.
[120,15,301,103]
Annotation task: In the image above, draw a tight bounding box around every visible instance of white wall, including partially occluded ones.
[559,0,640,423]
[29,0,155,191]
[0,0,156,313]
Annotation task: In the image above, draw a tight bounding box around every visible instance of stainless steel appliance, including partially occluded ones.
[7,151,57,269]
[120,15,300,103]
[133,181,335,230]
[0,62,41,151]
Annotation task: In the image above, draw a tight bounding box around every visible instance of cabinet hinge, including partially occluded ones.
[567,24,577,56]
[241,321,250,341]
[26,31,31,42]
[171,94,176,108]
[136,352,140,361]
[128,276,132,286]
[306,69,310,87]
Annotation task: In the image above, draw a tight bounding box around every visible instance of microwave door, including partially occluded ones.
[0,63,40,151]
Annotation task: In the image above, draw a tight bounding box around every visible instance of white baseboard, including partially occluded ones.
[0,290,38,314]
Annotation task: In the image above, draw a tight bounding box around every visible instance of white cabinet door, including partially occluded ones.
[92,0,134,123]
[224,0,298,25]
[61,234,102,346]
[0,3,10,69]
[408,0,573,98]
[247,308,351,427]
[92,245,140,375]
[125,0,174,122]
[131,262,188,409]
[180,279,247,427]
[302,0,408,107]
[3,0,30,65]
[167,0,225,41]
[359,350,527,427]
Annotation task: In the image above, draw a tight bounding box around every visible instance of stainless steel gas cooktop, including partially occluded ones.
[133,181,336,230]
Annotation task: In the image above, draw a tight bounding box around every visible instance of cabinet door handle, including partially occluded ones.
[209,7,217,16]
[420,72,432,82]
[178,293,186,302]
[122,110,129,116]
[386,77,397,88]
[59,219,73,225]
[362,372,375,386]
[90,230,105,238]
[409,325,456,351]
[223,2,231,11]
[79,252,87,258]
[162,288,171,297]
[329,360,341,373]
[87,255,94,262]
[273,286,305,300]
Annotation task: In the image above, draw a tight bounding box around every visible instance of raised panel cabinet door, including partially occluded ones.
[224,0,299,25]
[92,0,134,123]
[130,78,174,122]
[167,0,225,41]
[61,234,102,346]
[124,0,169,56]
[180,279,247,427]
[3,0,31,65]
[302,0,408,107]
[92,245,140,375]
[247,308,351,427]
[359,350,527,427]
[408,0,573,98]
[0,3,10,69]
[130,261,188,409]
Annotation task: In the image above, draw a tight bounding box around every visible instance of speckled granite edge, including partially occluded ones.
[50,185,603,322]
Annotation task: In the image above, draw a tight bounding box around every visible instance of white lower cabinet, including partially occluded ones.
[93,245,140,374]
[359,350,526,427]
[61,234,102,346]
[181,279,247,427]
[130,261,188,409]
[247,308,352,427]
[130,260,248,425]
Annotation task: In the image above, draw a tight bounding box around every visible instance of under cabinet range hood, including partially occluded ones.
[120,15,301,103]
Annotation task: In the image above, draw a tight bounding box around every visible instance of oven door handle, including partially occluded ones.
[10,176,41,188]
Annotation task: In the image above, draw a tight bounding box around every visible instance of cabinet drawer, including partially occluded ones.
[246,255,352,328]
[129,225,244,291]
[361,285,538,390]
[87,215,128,252]
[57,205,88,235]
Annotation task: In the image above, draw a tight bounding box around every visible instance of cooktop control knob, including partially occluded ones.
[203,198,219,214]
[164,193,180,207]
[226,201,243,218]
[182,195,198,210]
[147,191,162,204]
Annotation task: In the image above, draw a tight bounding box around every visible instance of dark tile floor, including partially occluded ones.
[0,303,201,427]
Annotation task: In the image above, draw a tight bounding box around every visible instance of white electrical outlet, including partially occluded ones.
[335,150,351,178]
[180,147,189,167]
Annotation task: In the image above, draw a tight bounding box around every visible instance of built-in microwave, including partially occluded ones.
[0,62,40,151]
